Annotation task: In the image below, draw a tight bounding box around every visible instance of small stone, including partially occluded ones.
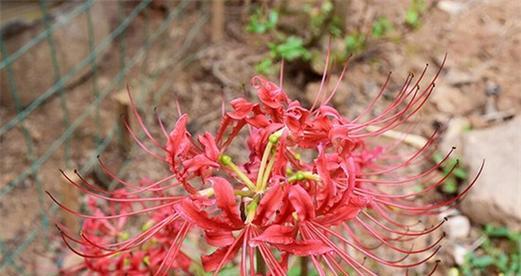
[431,85,475,115]
[445,69,477,86]
[452,244,468,265]
[438,1,468,15]
[460,116,521,230]
[485,81,501,96]
[444,215,471,239]
[439,117,470,156]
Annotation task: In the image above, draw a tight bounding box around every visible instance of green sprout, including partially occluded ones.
[345,33,366,56]
[405,0,426,29]
[268,36,311,61]
[247,9,279,34]
[459,225,521,275]
[371,16,393,38]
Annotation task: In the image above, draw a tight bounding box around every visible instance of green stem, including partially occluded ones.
[256,140,274,189]
[256,129,283,191]
[287,171,320,183]
[301,256,309,276]
[256,248,266,274]
[260,153,277,191]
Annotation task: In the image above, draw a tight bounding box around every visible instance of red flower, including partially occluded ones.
[51,54,484,275]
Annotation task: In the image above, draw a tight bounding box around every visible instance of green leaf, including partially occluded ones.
[247,9,279,34]
[484,224,511,238]
[345,33,365,55]
[372,16,393,38]
[453,167,468,179]
[405,0,426,28]
[432,152,444,163]
[272,36,311,61]
[255,58,275,75]
[470,255,494,268]
[268,10,279,27]
[496,253,509,271]
[442,179,458,194]
[288,266,301,276]
[405,9,419,28]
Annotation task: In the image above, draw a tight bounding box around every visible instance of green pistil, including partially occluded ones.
[288,171,320,183]
[219,154,256,191]
[256,129,283,191]
[118,231,130,241]
[260,153,277,191]
[143,256,150,266]
[142,220,154,232]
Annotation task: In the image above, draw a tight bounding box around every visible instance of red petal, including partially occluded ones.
[251,224,295,246]
[205,230,235,247]
[228,98,256,120]
[199,132,220,160]
[315,147,336,211]
[254,183,286,224]
[201,242,242,272]
[316,203,363,226]
[210,177,244,227]
[276,239,331,256]
[166,114,190,166]
[182,155,219,173]
[175,199,238,231]
[288,185,315,220]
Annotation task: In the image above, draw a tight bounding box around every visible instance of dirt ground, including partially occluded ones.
[1,0,520,275]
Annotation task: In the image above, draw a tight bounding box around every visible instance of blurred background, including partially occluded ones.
[0,0,519,275]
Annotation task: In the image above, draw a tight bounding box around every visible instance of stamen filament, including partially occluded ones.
[219,154,256,191]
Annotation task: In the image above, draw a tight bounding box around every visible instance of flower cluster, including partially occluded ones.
[51,56,483,275]
[57,182,191,275]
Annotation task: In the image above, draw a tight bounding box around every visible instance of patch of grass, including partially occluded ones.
[458,225,521,275]
[247,9,279,34]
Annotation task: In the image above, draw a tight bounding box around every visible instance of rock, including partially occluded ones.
[451,244,468,265]
[431,84,477,115]
[437,1,468,15]
[444,215,471,239]
[439,117,470,156]
[444,69,478,86]
[460,116,521,230]
[0,1,116,108]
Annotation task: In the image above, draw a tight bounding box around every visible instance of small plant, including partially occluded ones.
[405,0,427,29]
[268,36,311,62]
[344,32,366,56]
[304,1,342,38]
[257,36,312,75]
[247,9,279,34]
[459,225,521,275]
[371,16,393,38]
[247,2,403,75]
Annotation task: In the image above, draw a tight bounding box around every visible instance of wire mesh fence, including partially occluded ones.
[0,0,207,273]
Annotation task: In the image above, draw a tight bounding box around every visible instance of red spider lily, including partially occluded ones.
[58,188,191,275]
[50,53,484,276]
